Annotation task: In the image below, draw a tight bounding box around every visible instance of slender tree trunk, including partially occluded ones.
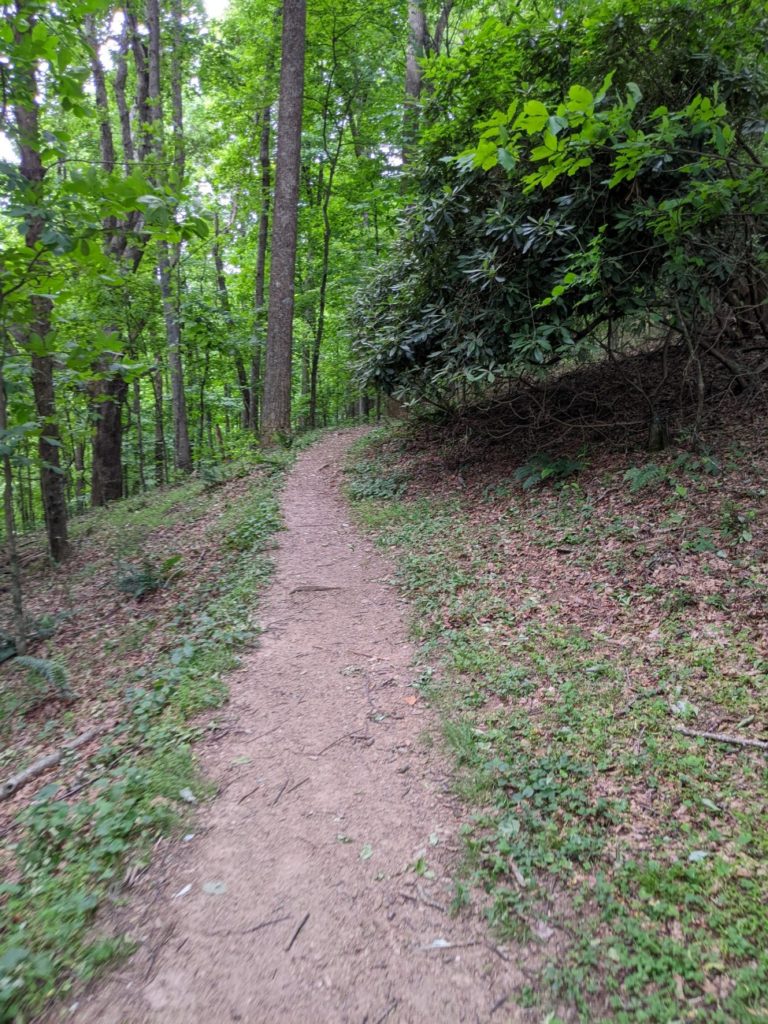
[403,0,428,161]
[0,362,26,654]
[133,380,146,492]
[153,368,166,486]
[251,106,271,433]
[309,167,336,427]
[198,343,211,459]
[170,0,185,186]
[13,6,69,560]
[147,0,192,471]
[307,91,346,428]
[21,451,33,529]
[74,442,86,509]
[213,214,250,425]
[261,0,307,442]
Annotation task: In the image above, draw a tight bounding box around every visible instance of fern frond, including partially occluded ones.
[15,656,74,700]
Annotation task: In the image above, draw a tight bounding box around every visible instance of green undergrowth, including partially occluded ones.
[346,428,768,1024]
[0,445,304,1023]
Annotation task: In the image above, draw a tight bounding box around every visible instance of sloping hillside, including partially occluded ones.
[349,376,768,1022]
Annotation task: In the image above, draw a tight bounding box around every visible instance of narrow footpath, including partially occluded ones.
[70,431,526,1024]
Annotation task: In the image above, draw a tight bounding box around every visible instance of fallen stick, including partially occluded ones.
[205,915,290,938]
[285,912,310,952]
[237,783,262,805]
[674,727,768,752]
[0,725,109,801]
[271,778,291,806]
[289,585,342,595]
[287,776,309,795]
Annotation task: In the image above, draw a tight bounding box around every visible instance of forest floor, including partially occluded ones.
[3,379,768,1023]
[7,431,539,1024]
[345,371,768,1023]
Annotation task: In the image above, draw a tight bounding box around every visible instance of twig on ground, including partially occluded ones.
[287,776,309,795]
[237,783,261,804]
[401,889,446,913]
[271,778,290,806]
[205,915,290,937]
[490,994,509,1015]
[485,942,511,962]
[254,724,282,741]
[285,912,310,952]
[311,731,371,757]
[289,585,343,595]
[374,1001,398,1024]
[674,727,768,751]
[421,940,479,951]
[508,860,527,888]
[0,724,110,801]
[144,923,176,981]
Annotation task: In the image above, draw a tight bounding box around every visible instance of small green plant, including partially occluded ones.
[15,657,73,701]
[623,462,668,492]
[682,527,718,554]
[347,471,407,501]
[719,501,756,544]
[223,497,281,551]
[115,555,182,600]
[514,453,586,490]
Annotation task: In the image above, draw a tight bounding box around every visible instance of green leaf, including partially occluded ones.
[567,85,593,110]
[517,100,549,134]
[0,946,29,973]
[497,147,516,172]
[626,81,643,107]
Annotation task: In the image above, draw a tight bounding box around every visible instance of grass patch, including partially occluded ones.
[346,426,768,1023]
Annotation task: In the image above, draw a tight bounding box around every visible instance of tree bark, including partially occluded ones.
[213,214,250,425]
[13,5,69,560]
[86,19,129,503]
[90,363,129,506]
[403,0,428,161]
[147,0,192,472]
[403,0,452,162]
[0,360,26,654]
[261,0,307,442]
[152,369,166,486]
[133,379,146,492]
[251,104,272,433]
[308,106,345,428]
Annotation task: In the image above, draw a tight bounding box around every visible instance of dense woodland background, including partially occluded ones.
[2,0,767,582]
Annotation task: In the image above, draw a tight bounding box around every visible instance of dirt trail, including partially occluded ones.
[70,431,526,1024]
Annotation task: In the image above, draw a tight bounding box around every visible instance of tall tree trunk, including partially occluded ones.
[308,126,344,428]
[213,214,250,425]
[147,0,192,471]
[133,380,146,492]
[13,7,69,560]
[90,365,128,506]
[261,0,307,442]
[0,359,26,654]
[403,0,452,163]
[153,368,166,486]
[251,106,272,433]
[86,18,129,503]
[403,0,428,162]
[74,442,86,510]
